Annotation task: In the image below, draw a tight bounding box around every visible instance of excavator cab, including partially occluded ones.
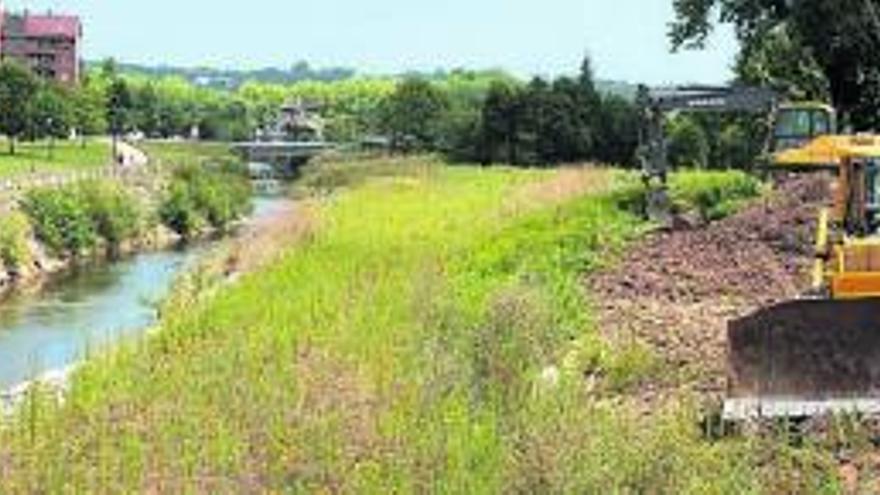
[770,103,837,153]
[840,156,880,236]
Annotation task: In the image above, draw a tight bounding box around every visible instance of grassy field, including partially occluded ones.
[0,139,110,179]
[140,140,236,169]
[0,158,844,493]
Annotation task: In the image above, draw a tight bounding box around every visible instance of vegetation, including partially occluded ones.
[0,62,39,155]
[0,159,839,492]
[296,155,424,194]
[671,0,880,130]
[21,186,99,256]
[20,180,144,256]
[159,164,252,238]
[374,58,641,167]
[77,181,143,246]
[0,139,110,179]
[139,140,236,169]
[378,78,450,151]
[0,56,645,170]
[0,212,33,274]
[670,170,763,221]
[614,168,763,221]
[19,164,250,256]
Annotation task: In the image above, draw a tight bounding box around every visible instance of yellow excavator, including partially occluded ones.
[639,86,880,419]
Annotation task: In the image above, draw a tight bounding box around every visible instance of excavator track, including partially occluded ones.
[725,298,880,420]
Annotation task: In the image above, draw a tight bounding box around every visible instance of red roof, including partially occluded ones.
[23,15,80,39]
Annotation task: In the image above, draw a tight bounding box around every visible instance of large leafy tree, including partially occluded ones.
[72,75,109,140]
[671,0,880,129]
[0,62,38,154]
[107,78,132,136]
[29,82,73,140]
[107,77,133,160]
[480,80,524,164]
[379,78,450,152]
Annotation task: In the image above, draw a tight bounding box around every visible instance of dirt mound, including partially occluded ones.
[588,174,832,397]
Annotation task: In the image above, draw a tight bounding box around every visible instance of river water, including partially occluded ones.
[0,194,285,389]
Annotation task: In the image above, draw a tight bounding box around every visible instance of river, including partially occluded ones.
[0,194,286,389]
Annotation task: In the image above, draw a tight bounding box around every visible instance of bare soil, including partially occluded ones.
[587,174,833,400]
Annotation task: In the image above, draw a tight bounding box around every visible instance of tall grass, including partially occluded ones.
[0,161,841,493]
[670,170,764,221]
[0,211,32,274]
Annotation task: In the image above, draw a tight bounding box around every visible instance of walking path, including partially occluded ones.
[114,139,150,169]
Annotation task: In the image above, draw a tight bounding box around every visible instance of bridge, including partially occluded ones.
[231,141,333,176]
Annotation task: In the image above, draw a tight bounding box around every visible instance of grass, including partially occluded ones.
[670,170,764,221]
[614,169,765,222]
[0,139,110,179]
[140,140,237,169]
[0,158,845,493]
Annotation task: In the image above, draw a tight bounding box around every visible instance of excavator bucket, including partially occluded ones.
[725,298,880,419]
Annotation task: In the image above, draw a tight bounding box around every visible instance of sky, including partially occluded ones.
[4,0,739,84]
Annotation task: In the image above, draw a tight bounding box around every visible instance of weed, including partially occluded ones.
[0,211,32,274]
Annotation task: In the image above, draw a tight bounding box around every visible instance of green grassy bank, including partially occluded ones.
[0,159,843,493]
[0,139,110,179]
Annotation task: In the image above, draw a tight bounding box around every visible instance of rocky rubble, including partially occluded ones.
[588,174,833,397]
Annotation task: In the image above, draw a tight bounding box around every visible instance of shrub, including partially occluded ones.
[667,116,710,169]
[21,180,146,256]
[159,180,205,237]
[77,181,142,246]
[610,170,763,222]
[670,170,763,221]
[0,211,32,273]
[159,165,252,237]
[21,187,96,256]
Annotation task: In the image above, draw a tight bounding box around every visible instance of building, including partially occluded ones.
[256,100,325,142]
[0,4,82,84]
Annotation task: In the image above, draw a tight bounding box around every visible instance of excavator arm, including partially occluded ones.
[636,85,779,218]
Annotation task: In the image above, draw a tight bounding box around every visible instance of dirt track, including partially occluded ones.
[587,174,832,399]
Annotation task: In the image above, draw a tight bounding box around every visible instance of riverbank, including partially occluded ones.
[0,158,252,300]
[0,159,646,491]
[0,193,299,416]
[0,157,853,492]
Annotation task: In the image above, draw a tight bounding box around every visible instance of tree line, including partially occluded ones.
[376,57,641,167]
[0,49,777,171]
[0,55,647,167]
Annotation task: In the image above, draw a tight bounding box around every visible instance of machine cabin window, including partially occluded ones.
[773,108,835,151]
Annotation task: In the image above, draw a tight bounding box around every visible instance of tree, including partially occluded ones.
[107,78,133,159]
[0,62,38,154]
[671,0,880,129]
[717,123,753,169]
[481,81,523,164]
[734,24,830,102]
[29,82,73,140]
[132,83,161,137]
[466,55,631,167]
[667,115,710,168]
[379,78,449,152]
[72,76,109,141]
[596,94,640,166]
